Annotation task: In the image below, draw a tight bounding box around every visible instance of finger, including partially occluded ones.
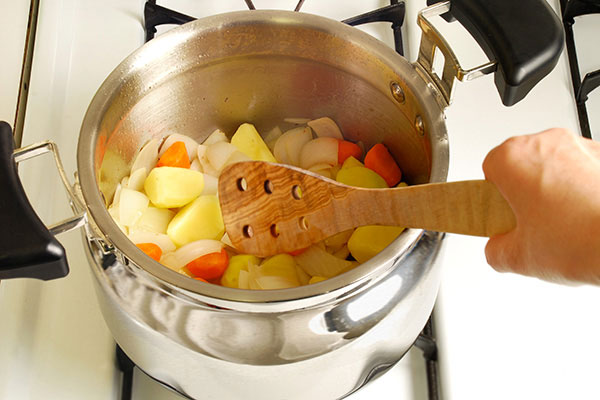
[484,230,521,274]
[482,136,524,184]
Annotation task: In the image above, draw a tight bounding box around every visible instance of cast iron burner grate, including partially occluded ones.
[560,0,600,139]
[143,0,406,55]
[118,2,440,399]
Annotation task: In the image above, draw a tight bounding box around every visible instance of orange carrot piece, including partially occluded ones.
[157,141,190,168]
[364,143,402,187]
[288,247,308,256]
[194,277,208,283]
[186,249,229,280]
[338,140,362,165]
[136,243,162,261]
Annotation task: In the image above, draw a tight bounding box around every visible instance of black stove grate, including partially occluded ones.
[143,0,406,56]
[119,2,440,399]
[144,1,194,42]
[560,0,600,139]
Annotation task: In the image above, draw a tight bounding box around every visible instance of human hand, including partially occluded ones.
[482,128,600,285]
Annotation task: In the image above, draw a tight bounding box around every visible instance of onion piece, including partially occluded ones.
[307,163,334,179]
[299,137,339,170]
[223,150,250,169]
[256,276,299,290]
[108,205,127,234]
[295,265,311,285]
[273,126,312,166]
[128,230,176,253]
[160,239,223,270]
[119,188,149,227]
[112,183,123,208]
[284,117,310,125]
[178,267,195,278]
[130,138,160,175]
[238,270,249,289]
[220,232,234,249]
[203,129,228,145]
[330,164,342,178]
[307,117,343,140]
[108,205,119,221]
[247,263,262,290]
[197,144,219,177]
[189,158,202,172]
[294,245,352,278]
[202,174,218,195]
[127,167,147,192]
[263,126,283,151]
[333,245,350,260]
[132,206,174,234]
[206,141,238,172]
[197,144,207,160]
[158,133,199,161]
[324,229,354,251]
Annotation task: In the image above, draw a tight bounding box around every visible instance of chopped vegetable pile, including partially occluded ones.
[107,117,406,289]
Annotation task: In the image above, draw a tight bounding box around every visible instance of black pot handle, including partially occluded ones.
[423,0,564,106]
[0,121,73,280]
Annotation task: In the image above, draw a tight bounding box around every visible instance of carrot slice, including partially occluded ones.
[338,140,362,165]
[288,247,308,256]
[157,141,190,168]
[136,243,162,261]
[364,143,402,187]
[186,249,229,280]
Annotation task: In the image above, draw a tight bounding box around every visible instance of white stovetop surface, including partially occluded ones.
[1,1,599,399]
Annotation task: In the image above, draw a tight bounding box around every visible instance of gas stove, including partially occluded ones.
[1,1,600,400]
[561,0,600,140]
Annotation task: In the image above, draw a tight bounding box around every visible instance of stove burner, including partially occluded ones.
[341,1,406,55]
[143,2,194,42]
[143,0,406,56]
[560,0,600,139]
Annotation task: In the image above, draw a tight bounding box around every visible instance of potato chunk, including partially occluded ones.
[230,123,277,162]
[336,166,388,189]
[166,195,224,247]
[144,167,204,208]
[347,225,405,263]
[221,254,260,288]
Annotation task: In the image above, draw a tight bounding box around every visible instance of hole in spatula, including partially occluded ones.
[299,216,309,231]
[243,225,254,238]
[264,180,273,194]
[237,177,248,191]
[291,185,303,200]
[270,224,280,237]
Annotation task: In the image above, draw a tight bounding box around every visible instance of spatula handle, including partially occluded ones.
[348,180,516,237]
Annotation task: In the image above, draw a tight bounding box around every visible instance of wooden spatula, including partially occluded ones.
[218,161,516,257]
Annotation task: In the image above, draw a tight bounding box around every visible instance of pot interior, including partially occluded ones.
[79,10,448,301]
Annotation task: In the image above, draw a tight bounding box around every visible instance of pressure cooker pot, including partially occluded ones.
[0,1,563,398]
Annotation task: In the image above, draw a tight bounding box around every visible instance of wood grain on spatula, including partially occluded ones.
[218,161,516,257]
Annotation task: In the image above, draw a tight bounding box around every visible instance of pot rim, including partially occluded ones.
[77,10,449,303]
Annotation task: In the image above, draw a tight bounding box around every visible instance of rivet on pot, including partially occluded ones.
[415,115,425,136]
[390,81,405,104]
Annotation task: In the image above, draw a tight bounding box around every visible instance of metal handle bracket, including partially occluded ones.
[13,140,87,235]
[416,1,497,108]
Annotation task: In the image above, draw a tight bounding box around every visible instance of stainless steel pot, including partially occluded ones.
[0,1,563,399]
